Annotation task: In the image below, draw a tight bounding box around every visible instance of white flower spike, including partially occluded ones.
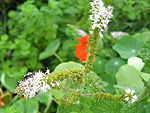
[15,69,59,99]
[89,0,113,34]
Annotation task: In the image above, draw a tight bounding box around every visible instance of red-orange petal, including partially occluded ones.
[78,35,88,46]
[75,44,87,58]
[75,44,88,62]
[79,52,88,62]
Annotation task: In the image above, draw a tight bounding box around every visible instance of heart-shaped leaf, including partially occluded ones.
[113,36,144,59]
[105,58,126,76]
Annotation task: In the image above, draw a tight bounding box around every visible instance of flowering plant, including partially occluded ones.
[13,0,150,112]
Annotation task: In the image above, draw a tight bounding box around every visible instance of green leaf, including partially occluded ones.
[19,41,31,50]
[0,108,6,113]
[22,98,39,113]
[50,89,64,100]
[57,104,80,113]
[37,91,53,113]
[113,36,144,59]
[6,100,24,113]
[39,39,60,60]
[62,39,76,50]
[138,39,150,70]
[89,100,124,113]
[54,61,84,72]
[128,57,145,71]
[121,103,137,113]
[93,57,108,74]
[105,58,126,76]
[133,31,150,42]
[1,73,17,93]
[1,34,9,41]
[0,70,3,81]
[116,64,150,87]
[100,73,115,94]
[84,72,104,93]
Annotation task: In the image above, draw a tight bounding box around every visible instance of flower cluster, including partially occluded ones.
[75,35,88,62]
[89,0,113,33]
[75,29,87,37]
[111,31,128,38]
[124,89,137,104]
[15,69,59,99]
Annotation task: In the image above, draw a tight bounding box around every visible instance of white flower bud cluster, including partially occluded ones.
[16,69,59,99]
[111,31,128,38]
[124,89,137,104]
[89,0,113,34]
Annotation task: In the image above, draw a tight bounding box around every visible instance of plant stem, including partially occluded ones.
[137,87,148,102]
[80,94,94,96]
[54,53,63,63]
[137,80,150,102]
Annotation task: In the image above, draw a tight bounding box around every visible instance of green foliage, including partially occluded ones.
[109,0,150,33]
[37,91,53,112]
[105,58,126,76]
[39,39,60,60]
[116,64,150,87]
[57,97,141,113]
[1,72,17,93]
[138,39,150,70]
[93,57,108,74]
[0,0,150,112]
[100,73,115,94]
[113,36,144,59]
[127,57,145,71]
[54,61,84,72]
[6,98,38,113]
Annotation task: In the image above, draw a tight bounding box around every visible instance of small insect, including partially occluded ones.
[22,72,36,81]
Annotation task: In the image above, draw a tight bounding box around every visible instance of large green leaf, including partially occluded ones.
[54,61,84,72]
[100,73,115,94]
[105,58,126,76]
[39,39,60,60]
[89,100,124,113]
[127,57,145,71]
[121,104,137,113]
[57,104,80,113]
[93,57,108,74]
[37,91,53,113]
[133,31,150,42]
[22,98,39,113]
[1,73,17,93]
[113,36,144,59]
[6,100,25,113]
[116,64,150,87]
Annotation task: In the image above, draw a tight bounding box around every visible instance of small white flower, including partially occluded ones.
[124,89,137,104]
[131,90,135,95]
[125,89,131,94]
[124,97,129,101]
[131,95,137,103]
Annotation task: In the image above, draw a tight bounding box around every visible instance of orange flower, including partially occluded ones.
[75,35,88,62]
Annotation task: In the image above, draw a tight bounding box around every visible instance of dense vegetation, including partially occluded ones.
[0,0,150,112]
